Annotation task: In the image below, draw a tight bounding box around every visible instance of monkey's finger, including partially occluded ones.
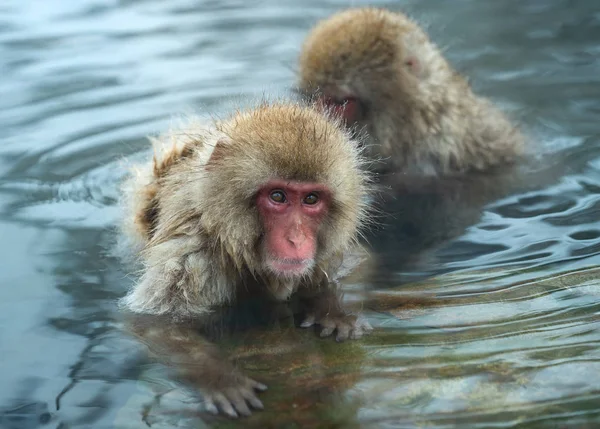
[336,324,351,342]
[360,319,374,332]
[240,388,264,410]
[246,378,268,392]
[300,314,315,328]
[320,326,335,337]
[319,317,337,337]
[204,397,219,415]
[225,389,252,417]
[212,393,238,419]
[350,326,364,340]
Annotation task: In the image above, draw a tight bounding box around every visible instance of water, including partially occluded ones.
[1,0,599,427]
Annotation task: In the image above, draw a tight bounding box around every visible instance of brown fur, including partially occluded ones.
[298,7,525,175]
[119,102,371,318]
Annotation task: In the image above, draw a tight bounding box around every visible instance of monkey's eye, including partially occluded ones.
[303,193,319,205]
[269,190,286,203]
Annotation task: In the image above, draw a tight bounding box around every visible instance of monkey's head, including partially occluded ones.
[198,103,370,288]
[298,8,452,161]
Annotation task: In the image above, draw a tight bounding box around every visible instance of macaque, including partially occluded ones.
[118,102,373,417]
[298,7,526,175]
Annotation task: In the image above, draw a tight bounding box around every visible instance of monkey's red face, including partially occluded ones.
[257,180,330,278]
[316,95,364,126]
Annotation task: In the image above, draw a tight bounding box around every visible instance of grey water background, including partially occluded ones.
[1,0,599,427]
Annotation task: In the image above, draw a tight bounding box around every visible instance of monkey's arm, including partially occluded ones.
[297,281,372,342]
[121,235,232,317]
[126,315,266,418]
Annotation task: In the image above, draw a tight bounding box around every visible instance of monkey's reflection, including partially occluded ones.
[363,162,561,285]
[124,292,367,427]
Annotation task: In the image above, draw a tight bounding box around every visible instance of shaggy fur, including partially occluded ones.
[298,7,525,175]
[119,102,371,318]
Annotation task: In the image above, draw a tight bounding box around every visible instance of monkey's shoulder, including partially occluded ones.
[149,120,222,178]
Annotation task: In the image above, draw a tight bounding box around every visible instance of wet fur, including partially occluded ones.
[119,102,371,319]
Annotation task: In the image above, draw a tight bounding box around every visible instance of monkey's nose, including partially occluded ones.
[287,230,306,248]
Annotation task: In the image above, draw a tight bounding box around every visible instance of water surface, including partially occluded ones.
[1,0,599,427]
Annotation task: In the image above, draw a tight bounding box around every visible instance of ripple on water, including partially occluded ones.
[360,267,600,427]
[1,0,600,428]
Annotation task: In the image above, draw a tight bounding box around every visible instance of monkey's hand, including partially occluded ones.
[126,316,267,419]
[301,311,373,342]
[202,368,267,418]
[298,282,373,342]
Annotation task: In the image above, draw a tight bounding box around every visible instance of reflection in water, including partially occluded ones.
[122,298,368,427]
[364,164,545,285]
[1,0,600,427]
[363,151,577,286]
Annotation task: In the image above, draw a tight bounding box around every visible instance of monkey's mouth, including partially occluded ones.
[269,258,314,276]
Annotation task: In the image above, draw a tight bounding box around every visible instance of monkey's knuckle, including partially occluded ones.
[224,387,240,399]
[239,387,253,398]
[210,393,231,412]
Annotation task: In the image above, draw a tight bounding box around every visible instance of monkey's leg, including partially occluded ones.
[297,282,373,342]
[126,316,267,418]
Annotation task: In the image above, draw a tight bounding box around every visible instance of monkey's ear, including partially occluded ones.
[152,140,194,178]
[404,56,422,77]
[205,137,231,170]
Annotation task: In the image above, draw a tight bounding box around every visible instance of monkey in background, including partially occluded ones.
[298,7,526,175]
[118,102,373,417]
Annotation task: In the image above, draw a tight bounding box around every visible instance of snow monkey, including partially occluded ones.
[118,102,373,417]
[298,7,525,175]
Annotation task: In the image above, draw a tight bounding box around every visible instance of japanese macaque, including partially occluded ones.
[298,7,526,175]
[118,102,373,417]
